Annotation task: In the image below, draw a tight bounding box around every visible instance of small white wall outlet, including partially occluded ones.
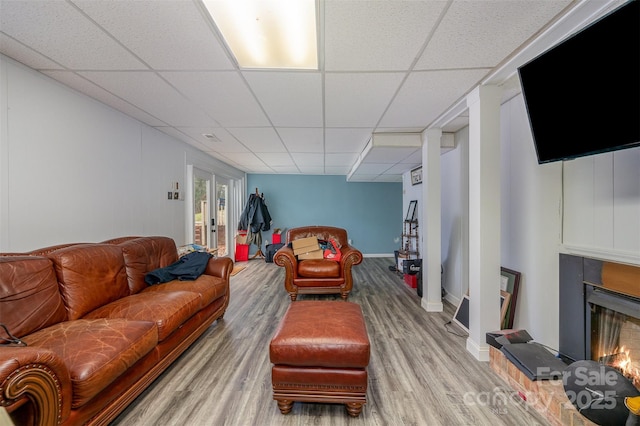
[348,239,352,244]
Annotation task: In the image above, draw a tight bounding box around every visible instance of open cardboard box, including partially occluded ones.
[292,236,320,255]
[298,250,324,260]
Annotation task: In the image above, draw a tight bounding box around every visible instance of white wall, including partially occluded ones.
[440,127,469,307]
[435,91,640,349]
[563,148,640,263]
[0,56,244,252]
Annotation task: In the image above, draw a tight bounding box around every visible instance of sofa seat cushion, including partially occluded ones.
[23,318,157,408]
[83,291,201,341]
[141,275,227,308]
[297,259,340,278]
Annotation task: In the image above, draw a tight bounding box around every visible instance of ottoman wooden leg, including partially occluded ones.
[276,399,293,414]
[346,402,363,417]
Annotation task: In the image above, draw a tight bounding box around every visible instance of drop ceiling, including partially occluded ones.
[0,0,624,181]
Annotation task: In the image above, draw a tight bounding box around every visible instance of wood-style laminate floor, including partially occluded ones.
[112,258,550,426]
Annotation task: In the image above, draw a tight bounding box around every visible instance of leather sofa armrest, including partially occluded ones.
[338,244,363,279]
[273,246,297,273]
[204,256,234,281]
[0,346,72,425]
[274,247,298,295]
[339,245,363,267]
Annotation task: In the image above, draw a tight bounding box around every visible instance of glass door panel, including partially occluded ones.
[215,179,229,256]
[193,170,212,249]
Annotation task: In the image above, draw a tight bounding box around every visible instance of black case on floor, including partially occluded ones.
[265,243,285,263]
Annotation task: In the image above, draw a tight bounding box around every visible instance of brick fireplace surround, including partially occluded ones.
[488,256,640,426]
[489,347,595,426]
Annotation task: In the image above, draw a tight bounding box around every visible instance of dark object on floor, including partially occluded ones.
[563,360,640,425]
[264,243,285,263]
[486,329,533,350]
[500,342,567,380]
[389,265,397,272]
[403,258,421,275]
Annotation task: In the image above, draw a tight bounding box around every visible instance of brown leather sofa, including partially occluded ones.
[273,226,363,301]
[0,236,232,426]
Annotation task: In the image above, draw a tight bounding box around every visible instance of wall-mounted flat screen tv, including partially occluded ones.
[518,0,639,164]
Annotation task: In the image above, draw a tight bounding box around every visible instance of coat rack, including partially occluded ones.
[238,187,272,260]
[252,188,265,258]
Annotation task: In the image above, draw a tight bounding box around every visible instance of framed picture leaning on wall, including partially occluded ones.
[500,267,521,329]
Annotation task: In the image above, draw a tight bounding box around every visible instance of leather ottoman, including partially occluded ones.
[269,300,370,417]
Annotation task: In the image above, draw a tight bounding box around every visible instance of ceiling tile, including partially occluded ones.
[221,152,265,167]
[415,0,572,70]
[257,153,295,167]
[325,128,372,153]
[379,69,489,128]
[291,153,324,167]
[278,128,324,153]
[326,152,359,167]
[325,72,405,127]
[78,71,214,126]
[175,127,249,153]
[297,166,325,174]
[0,34,63,70]
[324,0,446,71]
[161,71,269,127]
[244,71,323,127]
[72,0,234,70]
[43,70,165,127]
[226,127,286,153]
[0,0,147,70]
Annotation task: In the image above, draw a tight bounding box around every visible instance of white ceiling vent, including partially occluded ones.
[202,133,221,142]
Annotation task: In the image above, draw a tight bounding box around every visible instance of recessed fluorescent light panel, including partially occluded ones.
[203,0,318,70]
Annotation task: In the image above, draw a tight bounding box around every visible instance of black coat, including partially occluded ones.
[144,251,212,285]
[238,193,272,233]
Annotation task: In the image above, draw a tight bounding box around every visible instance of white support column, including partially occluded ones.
[466,85,502,361]
[421,129,443,312]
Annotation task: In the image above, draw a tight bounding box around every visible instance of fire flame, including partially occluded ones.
[605,347,640,389]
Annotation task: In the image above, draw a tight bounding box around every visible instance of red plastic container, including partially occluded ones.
[235,243,249,261]
[404,273,417,289]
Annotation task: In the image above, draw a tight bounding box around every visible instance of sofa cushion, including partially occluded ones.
[83,291,202,341]
[298,259,341,278]
[48,244,130,320]
[0,256,67,337]
[117,237,179,294]
[142,274,227,308]
[23,318,157,409]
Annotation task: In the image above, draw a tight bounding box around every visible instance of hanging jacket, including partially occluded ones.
[238,193,272,233]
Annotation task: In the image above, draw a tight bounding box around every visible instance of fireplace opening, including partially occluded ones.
[587,285,640,389]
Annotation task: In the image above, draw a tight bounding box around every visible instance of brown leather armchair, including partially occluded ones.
[273,226,363,301]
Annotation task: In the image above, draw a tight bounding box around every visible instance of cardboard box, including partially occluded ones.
[297,249,324,260]
[236,232,248,245]
[292,236,319,255]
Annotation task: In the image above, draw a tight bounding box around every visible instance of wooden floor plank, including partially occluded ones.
[112,257,550,426]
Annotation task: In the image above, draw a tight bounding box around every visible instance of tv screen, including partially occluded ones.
[518,0,639,164]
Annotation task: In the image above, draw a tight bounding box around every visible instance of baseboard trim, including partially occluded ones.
[466,337,490,362]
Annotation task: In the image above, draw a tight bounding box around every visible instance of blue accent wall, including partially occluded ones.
[246,174,402,255]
